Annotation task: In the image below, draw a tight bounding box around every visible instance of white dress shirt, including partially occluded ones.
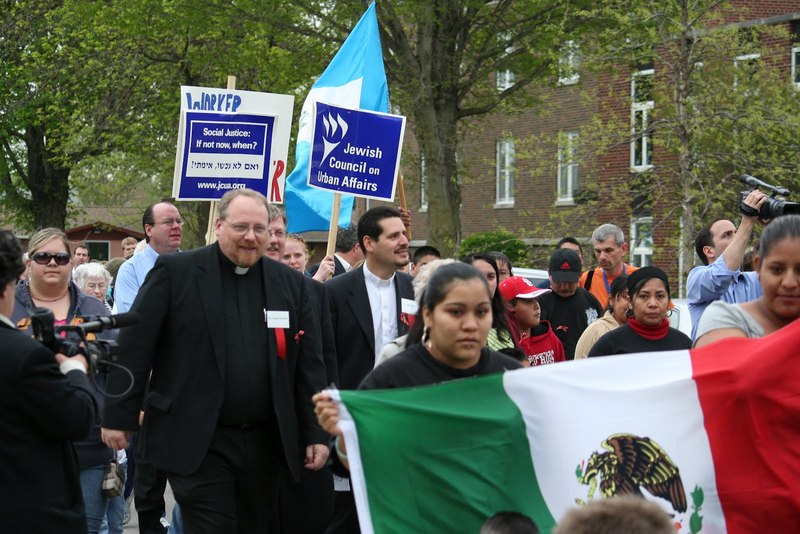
[363,263,398,360]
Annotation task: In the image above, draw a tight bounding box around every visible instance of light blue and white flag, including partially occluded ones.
[285,2,389,232]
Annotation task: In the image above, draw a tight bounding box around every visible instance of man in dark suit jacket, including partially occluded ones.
[308,224,363,278]
[0,230,97,534]
[324,206,415,532]
[102,189,328,533]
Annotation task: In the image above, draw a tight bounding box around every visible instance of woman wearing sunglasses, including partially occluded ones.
[12,228,115,534]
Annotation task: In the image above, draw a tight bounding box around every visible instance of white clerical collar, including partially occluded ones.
[234,266,250,275]
[363,262,394,288]
[0,313,14,329]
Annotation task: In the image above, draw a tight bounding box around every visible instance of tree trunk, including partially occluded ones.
[24,126,70,230]
[415,99,461,256]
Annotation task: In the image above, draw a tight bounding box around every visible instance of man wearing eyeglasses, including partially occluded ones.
[263,205,288,260]
[111,200,183,531]
[113,202,183,315]
[102,189,327,533]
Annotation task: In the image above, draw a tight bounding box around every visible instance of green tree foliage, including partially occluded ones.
[234,1,596,255]
[0,0,329,235]
[458,229,530,266]
[516,1,800,291]
[573,1,799,286]
[373,1,595,255]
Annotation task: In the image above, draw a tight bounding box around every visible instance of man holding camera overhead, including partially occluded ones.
[687,188,767,340]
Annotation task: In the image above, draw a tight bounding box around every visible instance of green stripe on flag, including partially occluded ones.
[340,373,557,533]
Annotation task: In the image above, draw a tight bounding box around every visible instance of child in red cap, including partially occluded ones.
[499,276,565,366]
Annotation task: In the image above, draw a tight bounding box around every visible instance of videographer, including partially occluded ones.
[11,228,116,533]
[686,189,767,340]
[0,230,96,533]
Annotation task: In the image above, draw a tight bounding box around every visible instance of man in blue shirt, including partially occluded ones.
[113,200,183,533]
[114,202,183,314]
[686,189,766,340]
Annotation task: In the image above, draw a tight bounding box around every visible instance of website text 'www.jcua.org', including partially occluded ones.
[196,182,246,191]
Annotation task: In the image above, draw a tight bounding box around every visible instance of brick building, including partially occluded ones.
[394,1,800,296]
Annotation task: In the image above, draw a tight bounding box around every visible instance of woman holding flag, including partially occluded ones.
[313,262,521,465]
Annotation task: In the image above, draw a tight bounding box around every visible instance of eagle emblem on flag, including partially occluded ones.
[575,433,687,513]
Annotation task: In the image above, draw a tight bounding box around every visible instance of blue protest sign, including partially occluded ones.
[173,86,294,201]
[307,102,405,201]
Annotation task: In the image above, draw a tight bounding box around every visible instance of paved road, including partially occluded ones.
[123,483,176,532]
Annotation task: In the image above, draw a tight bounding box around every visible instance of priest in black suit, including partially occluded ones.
[324,206,415,532]
[102,189,328,534]
[0,230,97,534]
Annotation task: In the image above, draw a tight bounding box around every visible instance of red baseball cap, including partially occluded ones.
[499,276,552,302]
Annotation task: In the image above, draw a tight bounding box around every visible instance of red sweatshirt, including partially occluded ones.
[518,320,565,366]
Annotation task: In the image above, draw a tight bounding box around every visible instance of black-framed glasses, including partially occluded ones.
[31,252,71,266]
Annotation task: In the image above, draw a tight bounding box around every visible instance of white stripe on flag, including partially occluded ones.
[503,349,726,532]
[296,79,362,146]
[331,388,376,534]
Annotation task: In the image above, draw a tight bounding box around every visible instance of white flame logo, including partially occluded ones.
[321,112,349,165]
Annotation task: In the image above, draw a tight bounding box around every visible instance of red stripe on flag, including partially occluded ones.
[691,318,800,532]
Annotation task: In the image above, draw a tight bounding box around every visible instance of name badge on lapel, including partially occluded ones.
[400,298,418,328]
[266,310,290,328]
[266,310,290,359]
[401,298,418,316]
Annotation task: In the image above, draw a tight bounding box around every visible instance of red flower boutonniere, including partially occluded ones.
[400,313,415,328]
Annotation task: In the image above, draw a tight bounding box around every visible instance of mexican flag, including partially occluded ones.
[332,319,800,534]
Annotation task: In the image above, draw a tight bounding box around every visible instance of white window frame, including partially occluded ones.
[556,131,579,205]
[495,140,515,207]
[733,52,760,92]
[630,69,654,171]
[792,45,800,88]
[419,156,428,212]
[630,217,653,268]
[496,69,515,91]
[496,33,516,92]
[558,40,580,86]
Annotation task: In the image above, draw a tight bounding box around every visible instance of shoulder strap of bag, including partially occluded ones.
[584,268,594,291]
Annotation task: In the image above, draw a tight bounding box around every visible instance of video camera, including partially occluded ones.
[30,308,139,396]
[739,174,800,220]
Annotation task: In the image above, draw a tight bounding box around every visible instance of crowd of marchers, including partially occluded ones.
[1,184,799,534]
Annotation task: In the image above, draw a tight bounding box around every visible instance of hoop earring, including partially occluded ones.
[625,307,634,318]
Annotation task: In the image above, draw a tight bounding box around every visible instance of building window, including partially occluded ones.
[630,217,653,267]
[558,40,580,85]
[792,45,800,88]
[734,53,761,92]
[496,69,515,91]
[556,132,579,204]
[631,69,654,171]
[419,156,428,212]
[86,241,111,262]
[496,140,515,206]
